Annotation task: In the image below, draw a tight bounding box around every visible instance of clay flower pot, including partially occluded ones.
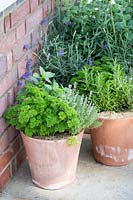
[90,113,133,166]
[21,130,84,190]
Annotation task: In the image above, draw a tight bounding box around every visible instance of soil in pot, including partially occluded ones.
[21,130,84,190]
[90,112,133,166]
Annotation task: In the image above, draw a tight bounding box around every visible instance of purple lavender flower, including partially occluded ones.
[65,20,72,26]
[21,71,32,80]
[21,74,27,80]
[23,44,30,51]
[87,58,94,66]
[26,59,32,71]
[40,18,48,26]
[58,49,65,56]
[102,43,108,50]
[17,80,23,86]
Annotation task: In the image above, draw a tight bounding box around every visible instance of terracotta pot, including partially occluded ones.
[90,117,133,166]
[21,130,84,190]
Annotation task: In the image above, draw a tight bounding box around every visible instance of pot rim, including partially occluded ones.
[98,111,133,120]
[20,129,84,143]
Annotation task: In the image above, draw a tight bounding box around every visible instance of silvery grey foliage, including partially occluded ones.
[61,87,101,133]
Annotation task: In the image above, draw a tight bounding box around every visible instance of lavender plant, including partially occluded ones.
[37,34,85,86]
[54,0,133,69]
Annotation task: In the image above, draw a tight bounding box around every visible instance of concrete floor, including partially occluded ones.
[1,135,133,200]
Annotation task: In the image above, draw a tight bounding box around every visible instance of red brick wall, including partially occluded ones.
[0,0,54,191]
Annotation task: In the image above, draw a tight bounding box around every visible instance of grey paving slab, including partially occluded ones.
[1,135,133,200]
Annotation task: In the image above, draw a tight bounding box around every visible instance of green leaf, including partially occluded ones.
[115,22,125,30]
[67,136,80,145]
[63,17,71,24]
[59,112,66,120]
[53,79,59,88]
[33,73,40,79]
[39,66,46,78]
[30,77,39,84]
[45,84,52,91]
[45,72,55,79]
[89,120,102,129]
[128,20,133,29]
[124,14,131,21]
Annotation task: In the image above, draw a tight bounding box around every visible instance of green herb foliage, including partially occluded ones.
[55,0,133,69]
[36,0,132,86]
[4,79,100,139]
[60,87,101,131]
[37,34,84,86]
[71,57,133,112]
[4,83,79,137]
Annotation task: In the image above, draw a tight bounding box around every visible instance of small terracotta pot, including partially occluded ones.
[21,130,84,190]
[90,117,133,166]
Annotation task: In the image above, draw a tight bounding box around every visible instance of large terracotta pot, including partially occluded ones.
[91,116,133,166]
[21,130,84,190]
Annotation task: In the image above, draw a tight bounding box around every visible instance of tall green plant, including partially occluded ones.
[37,34,85,85]
[71,58,133,112]
[54,0,133,68]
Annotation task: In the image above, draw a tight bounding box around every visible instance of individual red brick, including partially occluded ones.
[17,56,27,78]
[19,134,24,147]
[51,0,55,13]
[0,151,12,173]
[11,136,21,155]
[12,34,31,62]
[10,157,17,177]
[6,51,13,72]
[0,54,7,79]
[0,19,4,36]
[8,126,17,143]
[0,118,8,137]
[7,88,15,106]
[16,21,26,41]
[47,0,51,13]
[29,0,39,12]
[16,147,26,168]
[0,66,17,97]
[31,29,40,49]
[0,51,13,79]
[42,2,48,18]
[11,0,30,27]
[0,166,10,191]
[38,0,41,5]
[0,95,8,118]
[14,83,19,97]
[27,51,36,65]
[0,30,16,53]
[0,131,9,154]
[4,14,11,33]
[26,7,43,33]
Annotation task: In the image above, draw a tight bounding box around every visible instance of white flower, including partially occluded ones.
[68,84,72,89]
[87,0,93,4]
[110,0,116,5]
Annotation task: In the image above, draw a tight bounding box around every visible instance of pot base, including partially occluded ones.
[32,177,76,190]
[93,153,129,167]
